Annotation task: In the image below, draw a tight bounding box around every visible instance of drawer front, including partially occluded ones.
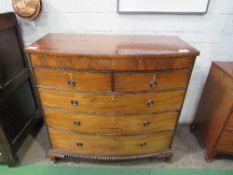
[29,54,195,71]
[115,70,191,92]
[226,112,233,129]
[38,88,185,114]
[34,68,111,91]
[217,130,233,153]
[48,129,173,156]
[45,109,178,134]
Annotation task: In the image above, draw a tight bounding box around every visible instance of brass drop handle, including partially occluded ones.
[147,99,155,107]
[150,80,157,88]
[68,80,76,87]
[71,100,78,106]
[74,120,81,126]
[144,121,150,127]
[76,142,83,147]
[140,141,147,147]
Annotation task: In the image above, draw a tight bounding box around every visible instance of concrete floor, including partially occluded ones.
[17,125,233,168]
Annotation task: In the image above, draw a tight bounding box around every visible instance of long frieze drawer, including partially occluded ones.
[38,89,185,114]
[226,113,233,129]
[34,68,111,91]
[48,129,173,156]
[45,109,178,134]
[115,70,191,92]
[30,54,195,71]
[216,130,233,153]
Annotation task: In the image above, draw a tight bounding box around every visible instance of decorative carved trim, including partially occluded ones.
[42,106,181,117]
[48,149,173,161]
[36,84,187,94]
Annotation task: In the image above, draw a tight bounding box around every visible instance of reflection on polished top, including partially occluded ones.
[26,33,200,58]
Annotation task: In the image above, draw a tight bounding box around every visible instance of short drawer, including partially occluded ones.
[115,70,191,92]
[33,68,111,91]
[48,129,173,156]
[226,112,233,129]
[29,54,195,71]
[38,88,185,114]
[44,109,178,134]
[216,130,233,153]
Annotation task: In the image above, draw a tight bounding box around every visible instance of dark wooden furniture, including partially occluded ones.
[26,34,199,161]
[192,61,233,160]
[0,12,42,166]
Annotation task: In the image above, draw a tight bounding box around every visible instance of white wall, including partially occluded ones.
[1,0,233,123]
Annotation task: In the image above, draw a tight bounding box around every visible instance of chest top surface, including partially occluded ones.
[26,33,199,58]
[213,61,233,79]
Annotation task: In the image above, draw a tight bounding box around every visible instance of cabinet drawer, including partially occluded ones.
[115,70,191,92]
[45,109,178,134]
[38,88,185,114]
[226,113,233,129]
[30,54,195,71]
[217,130,233,153]
[34,68,111,91]
[48,129,173,156]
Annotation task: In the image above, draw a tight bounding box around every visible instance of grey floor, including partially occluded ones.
[17,125,233,168]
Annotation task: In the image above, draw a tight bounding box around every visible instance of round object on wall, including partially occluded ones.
[12,0,42,20]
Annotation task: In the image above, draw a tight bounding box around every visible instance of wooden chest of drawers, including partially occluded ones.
[192,62,233,160]
[26,34,199,161]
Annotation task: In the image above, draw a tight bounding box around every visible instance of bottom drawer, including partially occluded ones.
[49,129,173,156]
[217,130,233,153]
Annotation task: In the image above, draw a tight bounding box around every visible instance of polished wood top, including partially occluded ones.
[214,61,233,79]
[26,33,199,58]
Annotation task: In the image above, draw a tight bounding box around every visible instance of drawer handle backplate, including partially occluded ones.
[74,120,81,126]
[144,121,150,127]
[147,99,155,107]
[140,142,147,147]
[71,100,79,106]
[150,80,157,88]
[76,142,83,147]
[68,80,76,87]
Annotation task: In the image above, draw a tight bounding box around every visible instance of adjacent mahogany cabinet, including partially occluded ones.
[192,61,233,160]
[26,33,199,161]
[0,12,42,166]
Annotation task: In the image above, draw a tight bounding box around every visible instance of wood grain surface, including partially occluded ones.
[38,88,185,114]
[115,70,191,91]
[226,112,233,129]
[34,68,111,91]
[192,62,233,160]
[44,109,178,134]
[217,129,233,153]
[29,54,195,71]
[48,129,173,156]
[25,33,199,160]
[25,34,199,58]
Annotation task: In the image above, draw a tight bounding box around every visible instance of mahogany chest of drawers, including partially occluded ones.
[192,62,233,160]
[26,34,199,161]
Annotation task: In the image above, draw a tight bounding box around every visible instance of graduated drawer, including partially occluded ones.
[38,88,185,114]
[216,130,233,153]
[29,54,195,71]
[48,129,173,156]
[34,68,111,91]
[115,70,191,92]
[44,109,178,134]
[226,112,233,129]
